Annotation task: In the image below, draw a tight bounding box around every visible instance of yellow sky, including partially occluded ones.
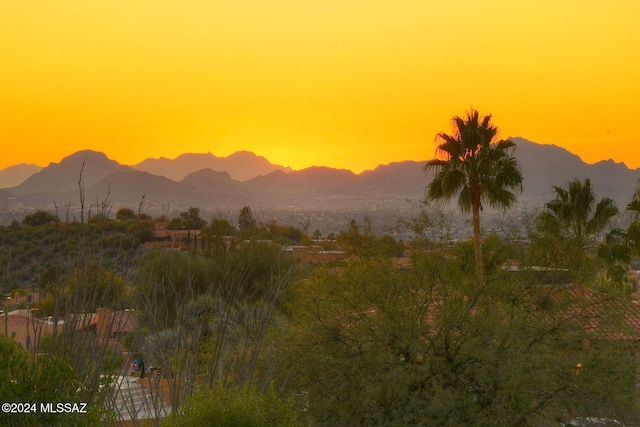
[1,1,639,173]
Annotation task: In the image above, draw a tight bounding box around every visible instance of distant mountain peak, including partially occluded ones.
[134,150,292,182]
[183,168,233,181]
[228,150,256,156]
[595,158,629,168]
[53,149,110,165]
[0,164,43,189]
[10,150,132,196]
[508,137,639,203]
[68,149,108,156]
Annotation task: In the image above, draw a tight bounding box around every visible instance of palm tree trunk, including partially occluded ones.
[472,202,484,283]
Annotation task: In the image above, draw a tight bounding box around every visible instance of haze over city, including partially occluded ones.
[2,1,639,172]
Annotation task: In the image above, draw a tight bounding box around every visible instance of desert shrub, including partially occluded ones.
[163,384,302,427]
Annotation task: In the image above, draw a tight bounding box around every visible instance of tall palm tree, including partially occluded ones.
[425,110,523,281]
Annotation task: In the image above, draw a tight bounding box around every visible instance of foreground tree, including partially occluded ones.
[0,335,110,426]
[425,110,523,281]
[281,243,639,426]
[132,240,296,413]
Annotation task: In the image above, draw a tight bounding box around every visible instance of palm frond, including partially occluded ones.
[458,185,473,213]
[586,197,618,236]
[544,178,618,244]
[425,110,522,214]
[625,182,640,221]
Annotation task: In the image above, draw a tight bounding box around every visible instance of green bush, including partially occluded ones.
[0,335,110,426]
[164,384,303,427]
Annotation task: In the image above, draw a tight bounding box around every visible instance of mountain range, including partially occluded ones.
[0,138,638,215]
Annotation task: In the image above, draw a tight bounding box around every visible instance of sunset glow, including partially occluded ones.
[1,1,639,173]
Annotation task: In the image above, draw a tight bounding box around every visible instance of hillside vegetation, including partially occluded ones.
[3,126,640,425]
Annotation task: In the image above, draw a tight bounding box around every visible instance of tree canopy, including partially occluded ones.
[22,210,59,227]
[281,242,639,426]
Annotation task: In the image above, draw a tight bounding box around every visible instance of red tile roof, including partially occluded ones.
[0,315,48,327]
[543,285,640,341]
[87,310,136,333]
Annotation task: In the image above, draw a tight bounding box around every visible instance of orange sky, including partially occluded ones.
[1,1,639,173]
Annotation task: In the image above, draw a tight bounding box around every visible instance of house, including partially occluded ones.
[0,310,60,350]
[78,308,137,353]
[145,222,204,249]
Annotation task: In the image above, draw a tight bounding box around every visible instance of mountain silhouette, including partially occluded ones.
[179,168,259,204]
[512,137,639,205]
[8,150,133,197]
[1,141,639,213]
[134,151,292,182]
[0,164,42,188]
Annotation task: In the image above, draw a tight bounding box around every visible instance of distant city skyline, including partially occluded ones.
[2,1,639,172]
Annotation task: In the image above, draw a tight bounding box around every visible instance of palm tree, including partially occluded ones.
[624,182,640,260]
[535,178,619,282]
[425,110,523,281]
[541,178,618,250]
[597,182,640,292]
[626,182,640,220]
